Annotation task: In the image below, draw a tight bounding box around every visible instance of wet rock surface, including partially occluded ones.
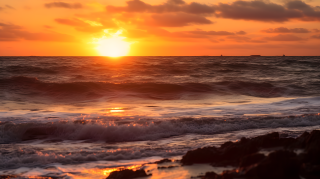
[244,150,300,179]
[0,176,20,179]
[157,165,179,169]
[106,169,151,179]
[154,158,172,164]
[185,130,320,179]
[239,153,265,168]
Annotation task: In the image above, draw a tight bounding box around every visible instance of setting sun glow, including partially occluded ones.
[95,30,130,57]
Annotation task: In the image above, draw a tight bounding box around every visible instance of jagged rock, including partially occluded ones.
[290,131,310,148]
[106,169,150,179]
[181,146,221,165]
[181,132,285,165]
[303,130,320,165]
[154,158,172,164]
[182,130,320,178]
[201,171,219,179]
[0,175,19,179]
[305,130,320,151]
[200,170,239,179]
[157,165,178,169]
[300,163,320,179]
[244,150,300,179]
[239,153,265,168]
[249,132,280,148]
[218,139,258,165]
[219,170,238,179]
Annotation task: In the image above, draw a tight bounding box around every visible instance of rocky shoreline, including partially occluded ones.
[107,130,320,179]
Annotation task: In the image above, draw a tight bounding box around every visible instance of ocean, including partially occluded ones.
[1,56,320,178]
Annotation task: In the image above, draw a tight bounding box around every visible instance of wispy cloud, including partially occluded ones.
[264,34,304,41]
[0,5,15,11]
[311,34,320,39]
[45,2,83,9]
[0,23,76,42]
[262,27,310,33]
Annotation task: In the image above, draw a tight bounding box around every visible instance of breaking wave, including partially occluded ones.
[1,114,320,144]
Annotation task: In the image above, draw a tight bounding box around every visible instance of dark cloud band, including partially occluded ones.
[262,27,310,33]
[106,0,320,23]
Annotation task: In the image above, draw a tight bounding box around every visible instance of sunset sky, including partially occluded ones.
[0,0,320,56]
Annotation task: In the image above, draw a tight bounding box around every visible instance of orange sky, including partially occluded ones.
[0,0,320,56]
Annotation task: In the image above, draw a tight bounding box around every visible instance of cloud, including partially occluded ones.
[106,0,320,24]
[45,2,83,9]
[187,30,234,36]
[138,27,252,41]
[166,30,235,38]
[214,0,320,22]
[121,29,151,39]
[5,5,14,9]
[226,35,252,42]
[0,23,76,42]
[44,25,53,29]
[0,5,15,11]
[54,18,117,32]
[313,29,320,32]
[286,0,320,20]
[236,31,247,35]
[55,18,87,26]
[106,0,214,15]
[214,1,302,22]
[311,35,320,39]
[148,13,213,27]
[264,34,304,41]
[262,27,310,33]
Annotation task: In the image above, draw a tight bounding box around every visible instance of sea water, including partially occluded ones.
[1,56,320,178]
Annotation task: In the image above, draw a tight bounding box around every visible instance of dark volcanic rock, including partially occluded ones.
[183,130,320,179]
[290,131,310,148]
[201,170,238,179]
[154,158,172,164]
[244,150,300,179]
[249,132,280,148]
[239,153,265,168]
[106,169,150,179]
[303,130,320,165]
[219,170,238,179]
[305,130,320,150]
[181,132,285,165]
[157,165,178,169]
[201,171,219,179]
[181,146,221,164]
[0,176,19,179]
[218,138,259,165]
[300,163,320,179]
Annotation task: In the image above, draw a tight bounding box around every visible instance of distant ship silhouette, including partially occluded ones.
[283,54,286,57]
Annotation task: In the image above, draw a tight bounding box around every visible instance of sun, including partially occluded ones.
[95,30,130,57]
